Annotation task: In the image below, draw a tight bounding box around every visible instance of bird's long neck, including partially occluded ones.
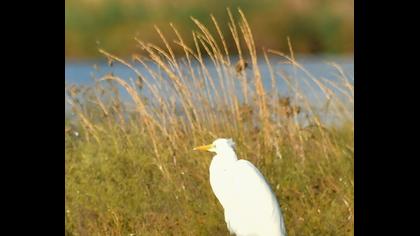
[217,147,238,164]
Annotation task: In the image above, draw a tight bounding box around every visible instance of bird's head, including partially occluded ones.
[193,138,235,154]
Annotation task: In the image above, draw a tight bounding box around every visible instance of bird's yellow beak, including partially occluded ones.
[193,144,214,152]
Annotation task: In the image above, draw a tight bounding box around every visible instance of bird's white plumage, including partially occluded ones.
[198,138,286,236]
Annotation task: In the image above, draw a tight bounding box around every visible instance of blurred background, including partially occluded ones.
[65,0,353,60]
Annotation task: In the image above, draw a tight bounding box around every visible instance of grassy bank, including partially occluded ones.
[65,9,354,235]
[65,0,354,59]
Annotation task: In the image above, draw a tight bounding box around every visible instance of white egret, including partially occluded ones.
[194,138,287,236]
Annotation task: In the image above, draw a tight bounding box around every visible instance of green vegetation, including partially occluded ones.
[65,9,353,235]
[65,0,354,59]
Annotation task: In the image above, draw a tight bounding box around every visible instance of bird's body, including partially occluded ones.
[194,139,286,236]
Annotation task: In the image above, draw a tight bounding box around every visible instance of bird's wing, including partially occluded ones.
[228,159,284,235]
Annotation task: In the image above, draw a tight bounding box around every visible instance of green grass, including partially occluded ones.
[65,9,353,235]
[65,123,353,235]
[65,0,354,58]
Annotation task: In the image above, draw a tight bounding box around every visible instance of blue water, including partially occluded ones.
[65,55,353,122]
[66,56,353,82]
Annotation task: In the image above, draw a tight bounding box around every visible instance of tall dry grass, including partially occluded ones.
[65,8,353,236]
